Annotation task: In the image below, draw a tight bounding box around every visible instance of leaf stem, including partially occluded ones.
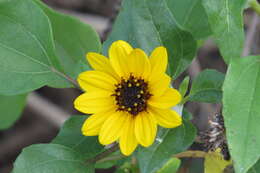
[180,95,190,105]
[86,144,119,164]
[96,154,124,163]
[50,67,82,90]
[174,150,207,158]
[249,0,260,16]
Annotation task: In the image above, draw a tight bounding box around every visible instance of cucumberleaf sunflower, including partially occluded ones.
[74,40,182,156]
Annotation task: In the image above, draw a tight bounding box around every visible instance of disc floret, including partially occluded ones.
[113,75,152,115]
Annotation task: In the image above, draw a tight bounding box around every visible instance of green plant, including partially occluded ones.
[0,0,259,173]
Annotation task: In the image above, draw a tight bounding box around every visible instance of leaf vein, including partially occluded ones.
[0,13,54,67]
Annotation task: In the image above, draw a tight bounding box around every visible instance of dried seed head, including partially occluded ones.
[200,114,230,160]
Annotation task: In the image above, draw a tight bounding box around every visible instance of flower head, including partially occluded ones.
[74,40,182,156]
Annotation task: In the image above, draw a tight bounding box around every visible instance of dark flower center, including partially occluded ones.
[112,75,152,115]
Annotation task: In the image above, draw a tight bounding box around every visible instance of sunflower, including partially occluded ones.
[74,40,182,156]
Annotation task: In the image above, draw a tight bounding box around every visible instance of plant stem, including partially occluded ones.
[50,67,82,91]
[97,154,124,163]
[86,144,119,164]
[249,0,260,16]
[174,150,207,158]
[180,95,190,105]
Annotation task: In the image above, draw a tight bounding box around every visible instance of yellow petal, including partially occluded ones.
[119,115,138,156]
[135,112,157,147]
[128,48,151,79]
[149,107,182,128]
[86,52,120,81]
[77,71,117,92]
[74,91,115,114]
[148,88,182,109]
[109,40,133,77]
[81,109,114,136]
[149,74,171,97]
[149,46,168,80]
[99,111,127,145]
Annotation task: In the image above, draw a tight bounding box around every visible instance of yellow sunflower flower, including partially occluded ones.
[74,40,182,156]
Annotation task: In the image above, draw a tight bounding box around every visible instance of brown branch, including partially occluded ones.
[27,92,71,128]
[242,12,259,56]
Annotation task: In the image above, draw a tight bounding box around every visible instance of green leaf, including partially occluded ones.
[157,158,181,173]
[95,160,117,169]
[179,76,190,98]
[137,120,196,173]
[182,108,193,120]
[186,159,204,173]
[202,0,246,63]
[34,0,101,80]
[95,152,127,169]
[103,0,197,78]
[223,56,260,173]
[0,94,27,129]
[52,116,104,159]
[204,151,232,173]
[12,144,94,173]
[115,161,136,173]
[166,0,212,39]
[248,159,260,173]
[0,0,72,95]
[13,116,112,173]
[189,69,225,103]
